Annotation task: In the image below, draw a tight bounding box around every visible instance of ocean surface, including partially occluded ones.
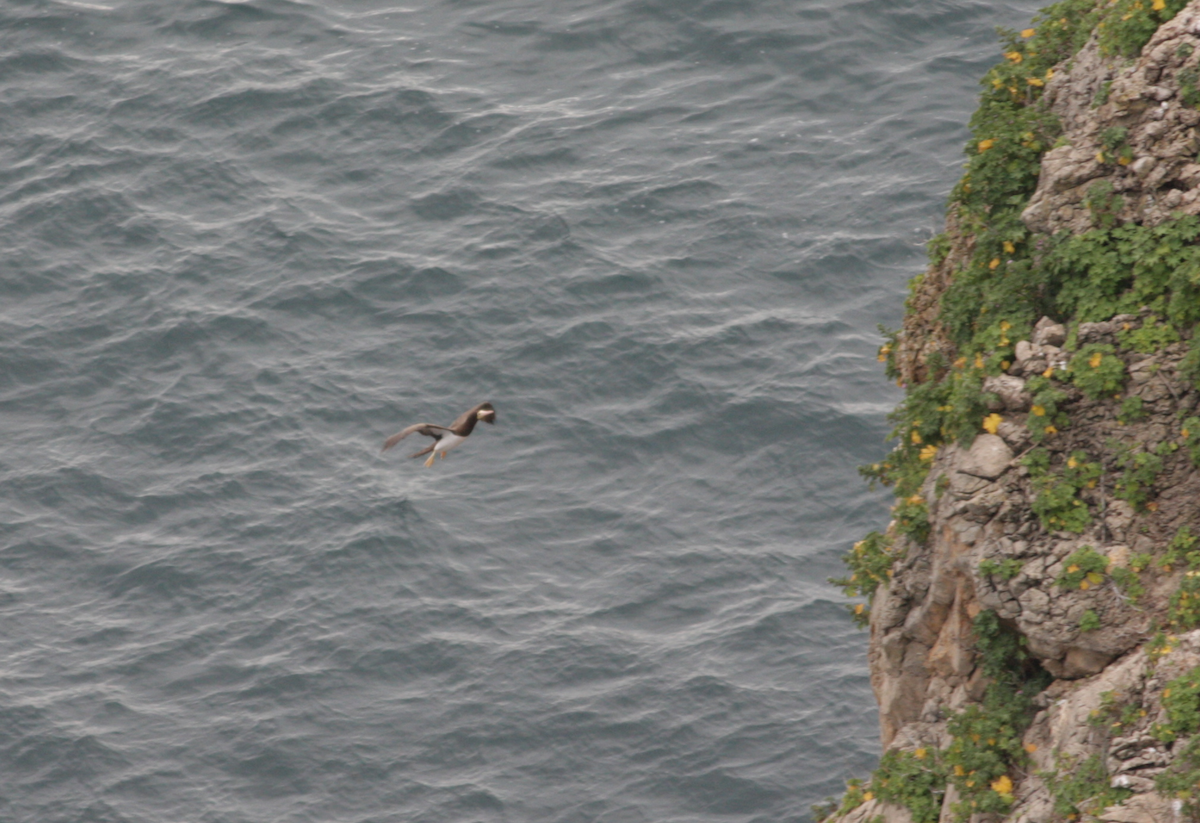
[0,1,1046,821]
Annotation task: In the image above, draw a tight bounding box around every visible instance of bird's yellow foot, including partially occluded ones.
[425,454,436,468]
[440,452,445,460]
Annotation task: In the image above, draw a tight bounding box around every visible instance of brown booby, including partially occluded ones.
[381,402,496,467]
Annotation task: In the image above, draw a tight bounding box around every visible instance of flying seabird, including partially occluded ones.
[381,402,496,467]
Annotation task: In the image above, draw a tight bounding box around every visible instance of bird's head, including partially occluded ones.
[477,403,496,424]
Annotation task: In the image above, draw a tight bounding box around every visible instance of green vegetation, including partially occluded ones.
[1155,735,1200,819]
[1042,753,1132,819]
[1068,343,1126,400]
[1117,395,1146,424]
[1025,374,1071,442]
[1082,178,1124,228]
[979,557,1023,581]
[1111,564,1145,604]
[940,610,1048,821]
[1023,450,1100,533]
[1181,339,1200,391]
[894,496,931,545]
[1171,571,1200,631]
[870,749,947,823]
[1079,609,1101,632]
[831,531,898,627]
[1111,440,1173,511]
[1165,526,1200,571]
[1119,316,1181,353]
[1097,0,1191,58]
[1183,416,1200,467]
[1047,217,1200,330]
[1153,667,1200,742]
[1089,689,1145,732]
[1057,545,1109,590]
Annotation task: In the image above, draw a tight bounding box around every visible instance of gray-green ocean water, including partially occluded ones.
[0,1,1045,820]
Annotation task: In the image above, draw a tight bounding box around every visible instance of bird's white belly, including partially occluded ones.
[435,433,466,454]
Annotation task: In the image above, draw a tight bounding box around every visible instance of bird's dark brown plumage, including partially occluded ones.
[381,402,496,462]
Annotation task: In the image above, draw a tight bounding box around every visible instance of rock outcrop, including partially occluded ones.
[822,3,1200,822]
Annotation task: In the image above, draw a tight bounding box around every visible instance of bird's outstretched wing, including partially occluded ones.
[382,423,450,452]
[448,402,495,433]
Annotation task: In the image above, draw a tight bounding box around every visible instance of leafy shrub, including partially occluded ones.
[1111,440,1173,511]
[1079,609,1101,632]
[1047,217,1200,329]
[1154,666,1200,742]
[945,685,1026,818]
[895,495,931,545]
[1171,571,1200,632]
[979,558,1023,581]
[1097,0,1191,58]
[1111,565,1145,604]
[1181,336,1200,391]
[1183,417,1200,467]
[1083,178,1124,227]
[1024,450,1100,533]
[1155,735,1200,819]
[1069,343,1126,400]
[1058,546,1109,590]
[1118,315,1180,353]
[831,531,898,627]
[1117,395,1146,424]
[1164,526,1200,571]
[1042,753,1132,819]
[870,749,948,823]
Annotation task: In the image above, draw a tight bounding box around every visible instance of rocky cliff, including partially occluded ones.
[822,3,1200,822]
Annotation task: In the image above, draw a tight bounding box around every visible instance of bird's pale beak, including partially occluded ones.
[478,409,496,423]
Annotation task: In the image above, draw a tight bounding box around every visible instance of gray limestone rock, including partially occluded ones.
[956,434,1014,481]
[1032,317,1066,347]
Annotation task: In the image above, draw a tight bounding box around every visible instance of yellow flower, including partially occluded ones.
[920,445,938,462]
[1043,366,1056,378]
[1089,351,1103,368]
[1148,502,1159,512]
[982,414,1003,434]
[1024,743,1038,754]
[978,138,995,152]
[1088,572,1104,585]
[1002,242,1015,254]
[991,775,1014,796]
[1165,688,1172,699]
[1096,150,1107,164]
[1067,456,1077,468]
[1044,425,1058,435]
[1031,405,1046,417]
[855,603,865,615]
[974,354,985,369]
[911,430,922,445]
[1005,51,1023,63]
[1027,77,1044,87]
[1046,69,1055,80]
[1153,0,1166,9]
[1080,580,1090,590]
[907,495,923,506]
[862,791,874,801]
[989,258,1001,269]
[1067,565,1080,574]
[1000,319,1011,330]
[1021,28,1036,38]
